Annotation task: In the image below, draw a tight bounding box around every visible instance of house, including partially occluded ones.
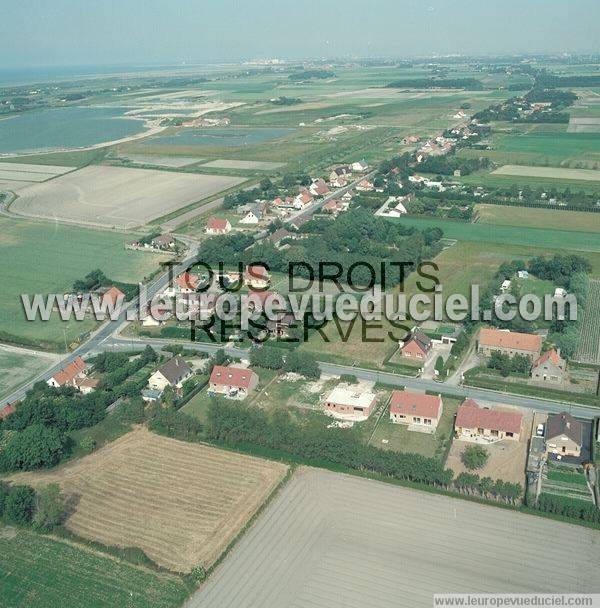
[266,228,296,248]
[294,190,313,209]
[244,264,271,289]
[546,412,582,457]
[309,178,329,197]
[147,356,192,391]
[477,328,542,360]
[209,365,259,399]
[500,279,511,293]
[351,160,368,172]
[329,175,348,188]
[455,399,522,442]
[0,403,16,420]
[389,390,443,431]
[323,385,377,420]
[267,312,296,338]
[47,356,88,389]
[517,270,529,279]
[531,348,566,383]
[74,376,100,395]
[151,233,176,250]
[401,135,420,145]
[355,179,374,192]
[239,204,263,225]
[400,330,432,360]
[341,190,354,202]
[206,217,232,235]
[322,199,347,216]
[96,285,125,307]
[175,271,200,294]
[553,287,567,299]
[329,166,350,181]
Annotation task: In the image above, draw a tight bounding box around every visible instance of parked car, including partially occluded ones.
[536,423,545,437]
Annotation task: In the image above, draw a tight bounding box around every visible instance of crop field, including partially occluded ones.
[0,345,58,400]
[11,427,288,573]
[120,154,205,167]
[393,216,600,252]
[191,468,600,608]
[200,159,284,170]
[0,215,168,348]
[0,528,188,608]
[11,165,245,228]
[474,204,600,233]
[568,117,600,133]
[574,278,600,364]
[0,161,76,183]
[491,164,600,182]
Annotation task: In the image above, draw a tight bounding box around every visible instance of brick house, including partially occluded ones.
[477,328,542,360]
[209,365,259,399]
[546,412,582,457]
[400,330,432,360]
[455,399,522,442]
[531,349,566,383]
[389,390,443,431]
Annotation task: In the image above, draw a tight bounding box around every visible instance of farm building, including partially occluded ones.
[148,356,192,391]
[206,217,232,235]
[531,349,566,384]
[400,330,432,360]
[389,390,443,431]
[477,328,542,360]
[47,356,88,389]
[455,399,522,443]
[546,412,582,458]
[323,385,377,420]
[209,365,258,399]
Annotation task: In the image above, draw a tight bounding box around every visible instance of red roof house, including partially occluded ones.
[47,356,88,389]
[209,365,259,399]
[0,403,16,420]
[206,217,232,235]
[455,399,522,442]
[389,390,443,430]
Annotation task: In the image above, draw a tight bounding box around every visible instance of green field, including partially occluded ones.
[475,204,600,233]
[0,528,188,608]
[0,346,56,400]
[0,216,168,349]
[394,216,600,252]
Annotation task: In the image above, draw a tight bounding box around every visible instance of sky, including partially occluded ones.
[1,0,599,68]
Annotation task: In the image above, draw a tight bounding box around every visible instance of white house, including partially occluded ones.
[147,356,192,391]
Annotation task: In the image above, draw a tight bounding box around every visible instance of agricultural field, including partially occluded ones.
[0,528,189,608]
[474,204,600,233]
[191,467,600,608]
[200,159,284,170]
[491,164,600,182]
[541,465,594,503]
[0,215,169,349]
[574,278,600,364]
[10,427,288,573]
[11,165,245,229]
[0,345,59,400]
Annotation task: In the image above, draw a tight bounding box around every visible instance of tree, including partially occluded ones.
[1,424,69,471]
[461,445,489,470]
[3,485,35,525]
[79,436,96,454]
[249,347,284,370]
[283,351,320,379]
[33,483,65,531]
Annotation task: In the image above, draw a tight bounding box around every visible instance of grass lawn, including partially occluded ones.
[475,204,600,234]
[0,216,169,350]
[0,346,57,400]
[368,397,460,458]
[0,528,188,608]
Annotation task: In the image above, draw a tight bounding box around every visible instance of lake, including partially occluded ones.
[149,127,295,147]
[0,106,147,154]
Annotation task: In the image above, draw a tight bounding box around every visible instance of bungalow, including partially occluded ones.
[244,264,271,289]
[546,412,582,458]
[209,365,259,399]
[477,328,542,360]
[148,356,192,391]
[400,330,432,360]
[323,385,377,420]
[351,160,368,173]
[389,390,443,431]
[455,399,522,442]
[47,356,88,389]
[531,348,566,384]
[206,217,232,235]
[309,178,329,197]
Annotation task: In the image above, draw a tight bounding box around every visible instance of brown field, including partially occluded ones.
[492,164,600,182]
[11,165,245,228]
[9,427,288,573]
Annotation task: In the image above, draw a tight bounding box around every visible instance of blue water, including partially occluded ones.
[0,106,146,154]
[150,127,295,147]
